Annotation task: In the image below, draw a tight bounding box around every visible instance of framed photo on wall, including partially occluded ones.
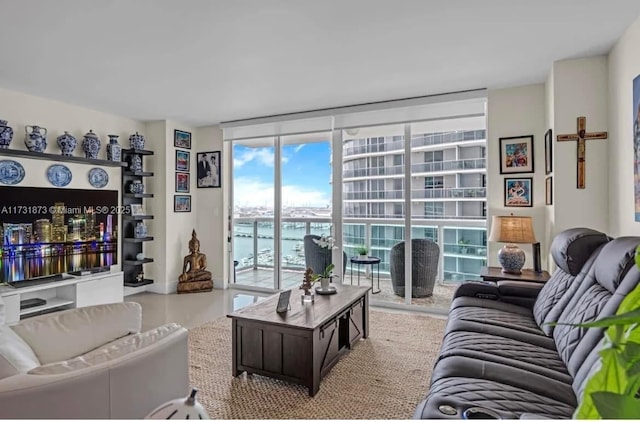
[504,177,533,207]
[546,176,553,205]
[196,151,221,188]
[130,203,146,216]
[499,135,534,174]
[175,172,190,193]
[175,150,190,172]
[174,130,191,149]
[545,129,553,175]
[174,195,191,212]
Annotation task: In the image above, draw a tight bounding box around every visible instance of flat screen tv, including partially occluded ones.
[0,186,118,284]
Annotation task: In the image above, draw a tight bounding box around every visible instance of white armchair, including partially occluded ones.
[0,301,189,419]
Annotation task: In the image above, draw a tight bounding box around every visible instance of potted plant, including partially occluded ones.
[458,238,470,254]
[311,263,335,290]
[356,245,368,259]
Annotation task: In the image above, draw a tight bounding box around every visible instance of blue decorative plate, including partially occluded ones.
[47,164,72,187]
[0,160,25,185]
[88,167,109,188]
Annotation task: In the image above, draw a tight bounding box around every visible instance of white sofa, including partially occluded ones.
[0,301,189,419]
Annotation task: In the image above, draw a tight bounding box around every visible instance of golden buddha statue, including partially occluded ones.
[177,229,213,293]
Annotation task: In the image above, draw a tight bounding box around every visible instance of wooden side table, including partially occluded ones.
[480,266,551,283]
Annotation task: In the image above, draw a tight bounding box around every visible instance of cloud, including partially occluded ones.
[233,177,330,207]
[294,144,305,153]
[234,148,289,168]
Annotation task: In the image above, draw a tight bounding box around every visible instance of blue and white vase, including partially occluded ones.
[106,134,121,161]
[129,154,142,172]
[82,130,101,159]
[24,125,47,152]
[129,132,145,150]
[129,180,144,194]
[56,131,77,156]
[0,120,14,149]
[134,222,147,238]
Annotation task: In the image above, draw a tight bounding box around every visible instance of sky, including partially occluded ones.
[233,141,332,207]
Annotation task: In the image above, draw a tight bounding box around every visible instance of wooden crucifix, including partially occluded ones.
[556,116,607,189]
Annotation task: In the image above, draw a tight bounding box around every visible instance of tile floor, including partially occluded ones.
[128,285,448,331]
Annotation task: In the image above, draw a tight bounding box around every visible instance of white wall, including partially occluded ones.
[486,84,547,270]
[194,126,225,288]
[552,57,609,235]
[608,15,640,237]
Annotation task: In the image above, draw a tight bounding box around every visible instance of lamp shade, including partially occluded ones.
[489,215,536,244]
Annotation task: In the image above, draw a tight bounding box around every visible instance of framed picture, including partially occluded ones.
[545,129,553,175]
[196,151,221,188]
[504,177,533,207]
[174,130,191,149]
[175,172,190,193]
[130,203,146,216]
[545,176,553,205]
[174,195,191,212]
[499,135,534,174]
[175,150,190,172]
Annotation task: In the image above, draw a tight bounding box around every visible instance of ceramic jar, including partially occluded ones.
[106,134,121,161]
[0,120,14,149]
[129,154,142,172]
[129,180,144,194]
[56,131,77,156]
[24,125,48,152]
[129,132,145,150]
[134,222,147,238]
[82,130,101,159]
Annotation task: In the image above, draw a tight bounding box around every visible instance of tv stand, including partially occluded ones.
[0,271,123,324]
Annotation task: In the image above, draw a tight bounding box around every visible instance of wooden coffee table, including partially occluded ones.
[227,284,370,396]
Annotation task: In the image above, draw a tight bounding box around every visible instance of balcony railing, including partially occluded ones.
[411,129,486,148]
[343,165,404,178]
[343,140,404,157]
[412,187,486,199]
[233,217,487,283]
[343,190,404,200]
[412,158,486,173]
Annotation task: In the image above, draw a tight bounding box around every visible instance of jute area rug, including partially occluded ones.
[189,310,447,419]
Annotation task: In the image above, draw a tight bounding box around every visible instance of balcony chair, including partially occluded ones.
[303,234,347,278]
[390,239,439,297]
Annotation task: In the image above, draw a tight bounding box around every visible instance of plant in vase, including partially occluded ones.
[312,263,335,291]
[300,268,316,303]
[356,245,368,259]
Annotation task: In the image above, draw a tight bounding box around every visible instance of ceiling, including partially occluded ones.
[1,0,640,126]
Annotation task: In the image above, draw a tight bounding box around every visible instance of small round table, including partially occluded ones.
[350,256,381,294]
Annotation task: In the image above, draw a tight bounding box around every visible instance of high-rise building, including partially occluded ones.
[33,219,52,243]
[51,202,67,242]
[342,125,487,281]
[85,207,96,240]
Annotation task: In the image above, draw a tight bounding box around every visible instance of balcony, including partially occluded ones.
[412,187,486,199]
[343,190,404,200]
[412,158,486,173]
[343,165,404,179]
[343,140,404,157]
[411,129,486,148]
[232,217,487,311]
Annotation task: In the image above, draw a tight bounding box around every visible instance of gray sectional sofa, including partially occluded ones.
[414,228,640,419]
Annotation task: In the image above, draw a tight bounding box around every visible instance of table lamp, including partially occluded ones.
[488,214,536,274]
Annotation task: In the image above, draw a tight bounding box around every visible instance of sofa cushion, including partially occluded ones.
[550,228,610,276]
[12,302,142,364]
[0,325,40,379]
[27,323,181,375]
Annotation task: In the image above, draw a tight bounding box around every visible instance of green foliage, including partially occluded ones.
[310,263,335,281]
[356,245,369,255]
[573,249,640,419]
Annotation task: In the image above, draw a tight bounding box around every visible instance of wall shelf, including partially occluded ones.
[124,278,154,288]
[123,215,154,220]
[123,171,154,177]
[0,148,127,167]
[124,193,154,198]
[122,149,154,156]
[124,237,154,243]
[123,258,154,266]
